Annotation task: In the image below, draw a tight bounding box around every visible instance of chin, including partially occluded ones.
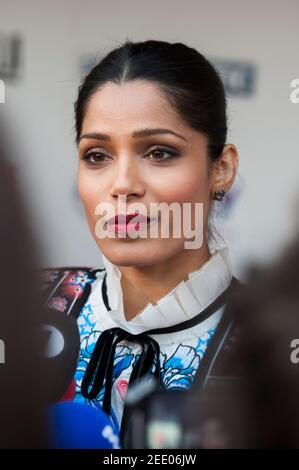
[100,239,182,269]
[103,248,155,268]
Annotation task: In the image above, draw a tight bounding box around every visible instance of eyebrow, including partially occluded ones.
[79,128,188,143]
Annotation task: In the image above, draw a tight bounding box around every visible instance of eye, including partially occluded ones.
[146,147,180,162]
[80,149,110,166]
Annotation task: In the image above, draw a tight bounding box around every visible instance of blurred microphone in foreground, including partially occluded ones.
[0,116,47,448]
[229,235,299,448]
[47,402,120,449]
[0,116,119,449]
[125,233,299,449]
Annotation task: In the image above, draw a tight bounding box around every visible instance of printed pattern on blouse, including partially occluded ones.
[41,267,218,435]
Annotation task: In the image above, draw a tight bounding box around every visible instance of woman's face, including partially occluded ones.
[77,80,213,267]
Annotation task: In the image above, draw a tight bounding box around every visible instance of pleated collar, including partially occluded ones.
[98,245,233,335]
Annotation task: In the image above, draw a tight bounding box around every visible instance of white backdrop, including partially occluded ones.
[1,0,299,279]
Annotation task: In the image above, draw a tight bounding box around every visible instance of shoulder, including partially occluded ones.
[39,265,105,287]
[39,266,106,317]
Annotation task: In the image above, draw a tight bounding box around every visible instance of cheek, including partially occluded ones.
[77,170,102,218]
[148,164,210,234]
[149,165,210,204]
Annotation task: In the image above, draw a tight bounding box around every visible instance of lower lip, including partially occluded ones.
[107,218,157,235]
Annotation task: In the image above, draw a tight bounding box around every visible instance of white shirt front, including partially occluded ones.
[75,244,233,433]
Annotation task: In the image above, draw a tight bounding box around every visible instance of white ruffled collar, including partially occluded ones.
[99,244,233,334]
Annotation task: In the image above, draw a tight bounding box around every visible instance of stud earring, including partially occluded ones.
[213,188,226,201]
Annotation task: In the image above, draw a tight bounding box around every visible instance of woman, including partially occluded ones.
[41,39,240,446]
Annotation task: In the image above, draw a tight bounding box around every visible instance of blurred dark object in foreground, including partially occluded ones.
[0,116,47,448]
[126,235,299,449]
[230,237,299,448]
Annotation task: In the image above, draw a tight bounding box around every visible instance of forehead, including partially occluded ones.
[81,80,192,138]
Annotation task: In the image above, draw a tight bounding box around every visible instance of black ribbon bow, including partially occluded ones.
[81,327,161,417]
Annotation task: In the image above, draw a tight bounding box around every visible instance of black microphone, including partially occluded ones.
[39,307,80,404]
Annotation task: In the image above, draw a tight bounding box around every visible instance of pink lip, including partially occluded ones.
[107,213,149,225]
[106,212,156,235]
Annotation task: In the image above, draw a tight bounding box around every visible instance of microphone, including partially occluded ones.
[39,307,80,404]
[47,402,121,449]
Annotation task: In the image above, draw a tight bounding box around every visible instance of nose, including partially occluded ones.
[110,155,145,200]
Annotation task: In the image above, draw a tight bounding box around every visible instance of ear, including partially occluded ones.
[209,143,239,197]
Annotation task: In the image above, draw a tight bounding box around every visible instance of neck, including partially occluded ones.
[119,241,211,321]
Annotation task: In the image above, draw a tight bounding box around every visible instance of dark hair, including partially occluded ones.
[74,39,227,161]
